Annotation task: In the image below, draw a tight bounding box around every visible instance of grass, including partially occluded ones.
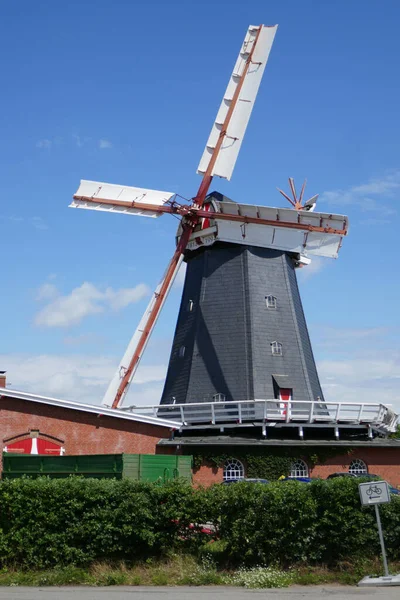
[0,556,398,588]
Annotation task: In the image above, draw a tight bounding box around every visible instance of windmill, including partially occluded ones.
[70,24,348,411]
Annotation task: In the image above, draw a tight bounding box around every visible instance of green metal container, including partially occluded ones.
[2,453,192,483]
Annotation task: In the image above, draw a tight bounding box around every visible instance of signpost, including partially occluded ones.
[358,480,400,587]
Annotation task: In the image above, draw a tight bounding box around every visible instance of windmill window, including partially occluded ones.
[349,458,368,475]
[289,459,309,478]
[265,295,277,309]
[271,341,283,356]
[213,393,226,402]
[223,458,244,481]
[187,300,194,312]
[179,346,185,358]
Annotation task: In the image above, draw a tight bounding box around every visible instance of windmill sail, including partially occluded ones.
[71,180,175,218]
[197,25,277,181]
[210,201,348,259]
[102,254,185,408]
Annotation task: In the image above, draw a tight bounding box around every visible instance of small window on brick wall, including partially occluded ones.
[290,459,309,478]
[271,341,283,356]
[187,300,194,312]
[179,346,186,358]
[213,393,226,402]
[349,458,368,475]
[223,458,244,481]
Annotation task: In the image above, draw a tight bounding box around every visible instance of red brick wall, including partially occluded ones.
[310,448,400,487]
[193,463,224,487]
[0,396,169,474]
[192,449,400,488]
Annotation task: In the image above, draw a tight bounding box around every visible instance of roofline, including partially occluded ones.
[158,438,400,448]
[0,388,182,430]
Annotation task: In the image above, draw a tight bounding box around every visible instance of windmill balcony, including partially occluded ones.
[121,399,398,435]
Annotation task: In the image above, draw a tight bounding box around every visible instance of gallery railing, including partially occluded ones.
[123,399,398,433]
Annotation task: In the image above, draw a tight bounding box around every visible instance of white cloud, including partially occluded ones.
[31,216,48,230]
[1,348,399,412]
[311,325,400,411]
[99,139,113,149]
[73,134,91,148]
[0,215,47,230]
[297,257,326,281]
[320,171,400,215]
[34,281,150,328]
[318,356,400,411]
[36,283,59,301]
[104,283,149,310]
[36,139,52,149]
[0,354,166,406]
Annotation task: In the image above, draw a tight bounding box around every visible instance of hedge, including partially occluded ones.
[0,477,399,568]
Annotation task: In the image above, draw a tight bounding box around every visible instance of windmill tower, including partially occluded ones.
[70,24,348,411]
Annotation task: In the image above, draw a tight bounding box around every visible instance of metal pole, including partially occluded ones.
[374,504,390,578]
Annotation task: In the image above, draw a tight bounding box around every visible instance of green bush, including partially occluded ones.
[213,480,319,565]
[0,476,399,569]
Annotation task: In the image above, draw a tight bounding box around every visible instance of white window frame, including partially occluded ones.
[289,459,309,478]
[213,393,226,402]
[349,458,368,475]
[265,295,277,309]
[187,300,194,312]
[223,458,245,481]
[271,341,283,356]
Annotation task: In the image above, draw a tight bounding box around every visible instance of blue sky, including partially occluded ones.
[1,0,400,410]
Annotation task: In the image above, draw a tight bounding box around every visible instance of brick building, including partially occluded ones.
[161,437,400,487]
[1,382,399,487]
[0,386,179,475]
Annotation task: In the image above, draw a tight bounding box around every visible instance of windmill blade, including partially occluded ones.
[298,179,307,206]
[198,201,348,259]
[303,194,319,211]
[288,178,297,203]
[277,187,296,207]
[197,24,277,181]
[103,225,193,409]
[70,180,175,218]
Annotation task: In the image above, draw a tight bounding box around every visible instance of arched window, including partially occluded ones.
[349,458,368,475]
[271,341,283,356]
[223,458,244,481]
[265,295,277,309]
[289,459,309,478]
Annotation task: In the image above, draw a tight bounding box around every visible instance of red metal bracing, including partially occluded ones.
[72,194,348,237]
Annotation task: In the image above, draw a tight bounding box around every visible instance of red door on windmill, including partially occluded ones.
[279,388,292,419]
[4,438,65,455]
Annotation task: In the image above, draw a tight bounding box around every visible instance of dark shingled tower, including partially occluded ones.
[161,197,324,406]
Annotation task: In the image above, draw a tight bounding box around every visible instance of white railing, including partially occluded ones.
[121,399,398,433]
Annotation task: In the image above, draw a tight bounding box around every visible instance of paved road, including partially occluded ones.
[0,586,399,600]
